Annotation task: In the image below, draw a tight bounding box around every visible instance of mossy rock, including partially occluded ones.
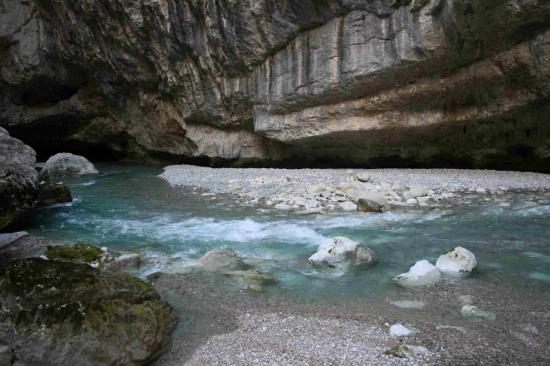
[38,183,72,207]
[0,258,176,365]
[45,243,102,263]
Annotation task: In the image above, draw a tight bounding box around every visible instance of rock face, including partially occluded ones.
[39,153,98,179]
[436,246,477,276]
[0,258,176,365]
[309,237,376,270]
[0,134,38,231]
[1,1,550,170]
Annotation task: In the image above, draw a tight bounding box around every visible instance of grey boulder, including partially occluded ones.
[39,153,98,179]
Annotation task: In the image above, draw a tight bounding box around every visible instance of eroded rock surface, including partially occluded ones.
[0,1,549,170]
[0,134,38,231]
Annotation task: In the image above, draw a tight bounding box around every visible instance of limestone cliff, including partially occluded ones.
[1,0,549,170]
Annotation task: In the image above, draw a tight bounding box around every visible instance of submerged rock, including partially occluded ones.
[198,247,249,271]
[39,153,98,180]
[384,344,429,359]
[393,260,441,287]
[436,247,477,276]
[45,243,142,272]
[519,323,539,335]
[308,237,376,270]
[246,283,265,293]
[389,300,426,310]
[0,134,38,231]
[0,127,8,135]
[37,182,73,207]
[0,258,176,365]
[460,305,496,321]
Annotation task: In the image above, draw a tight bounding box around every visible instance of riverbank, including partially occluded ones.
[160,165,550,213]
[151,268,550,366]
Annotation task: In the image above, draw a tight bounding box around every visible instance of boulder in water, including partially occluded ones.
[199,247,249,271]
[393,260,441,287]
[0,134,38,231]
[436,247,477,276]
[39,153,98,179]
[37,182,73,207]
[0,126,8,135]
[308,237,376,270]
[0,258,176,365]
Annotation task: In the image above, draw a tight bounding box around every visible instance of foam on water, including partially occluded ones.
[25,164,550,298]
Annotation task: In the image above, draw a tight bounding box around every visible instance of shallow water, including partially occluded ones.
[27,164,550,300]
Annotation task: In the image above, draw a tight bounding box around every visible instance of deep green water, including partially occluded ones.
[27,164,550,299]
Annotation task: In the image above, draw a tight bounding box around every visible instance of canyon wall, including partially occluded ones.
[1,0,549,170]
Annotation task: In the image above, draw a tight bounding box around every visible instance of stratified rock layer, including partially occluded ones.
[1,1,549,170]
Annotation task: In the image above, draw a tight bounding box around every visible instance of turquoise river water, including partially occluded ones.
[26,164,550,300]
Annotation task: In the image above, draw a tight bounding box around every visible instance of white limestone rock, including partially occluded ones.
[338,201,357,211]
[308,237,376,270]
[436,247,477,276]
[355,172,371,182]
[393,260,441,287]
[389,323,414,337]
[356,191,388,212]
[403,186,428,200]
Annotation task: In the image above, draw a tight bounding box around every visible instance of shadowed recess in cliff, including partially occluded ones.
[0,0,550,171]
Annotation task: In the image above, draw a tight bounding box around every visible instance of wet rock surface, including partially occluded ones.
[0,135,38,231]
[0,258,176,366]
[37,182,73,207]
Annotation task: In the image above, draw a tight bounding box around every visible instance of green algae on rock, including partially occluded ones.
[38,182,73,207]
[0,258,176,365]
[45,243,102,263]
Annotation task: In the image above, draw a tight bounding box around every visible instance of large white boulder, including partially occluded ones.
[393,260,441,287]
[308,237,376,270]
[40,153,98,179]
[436,247,477,276]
